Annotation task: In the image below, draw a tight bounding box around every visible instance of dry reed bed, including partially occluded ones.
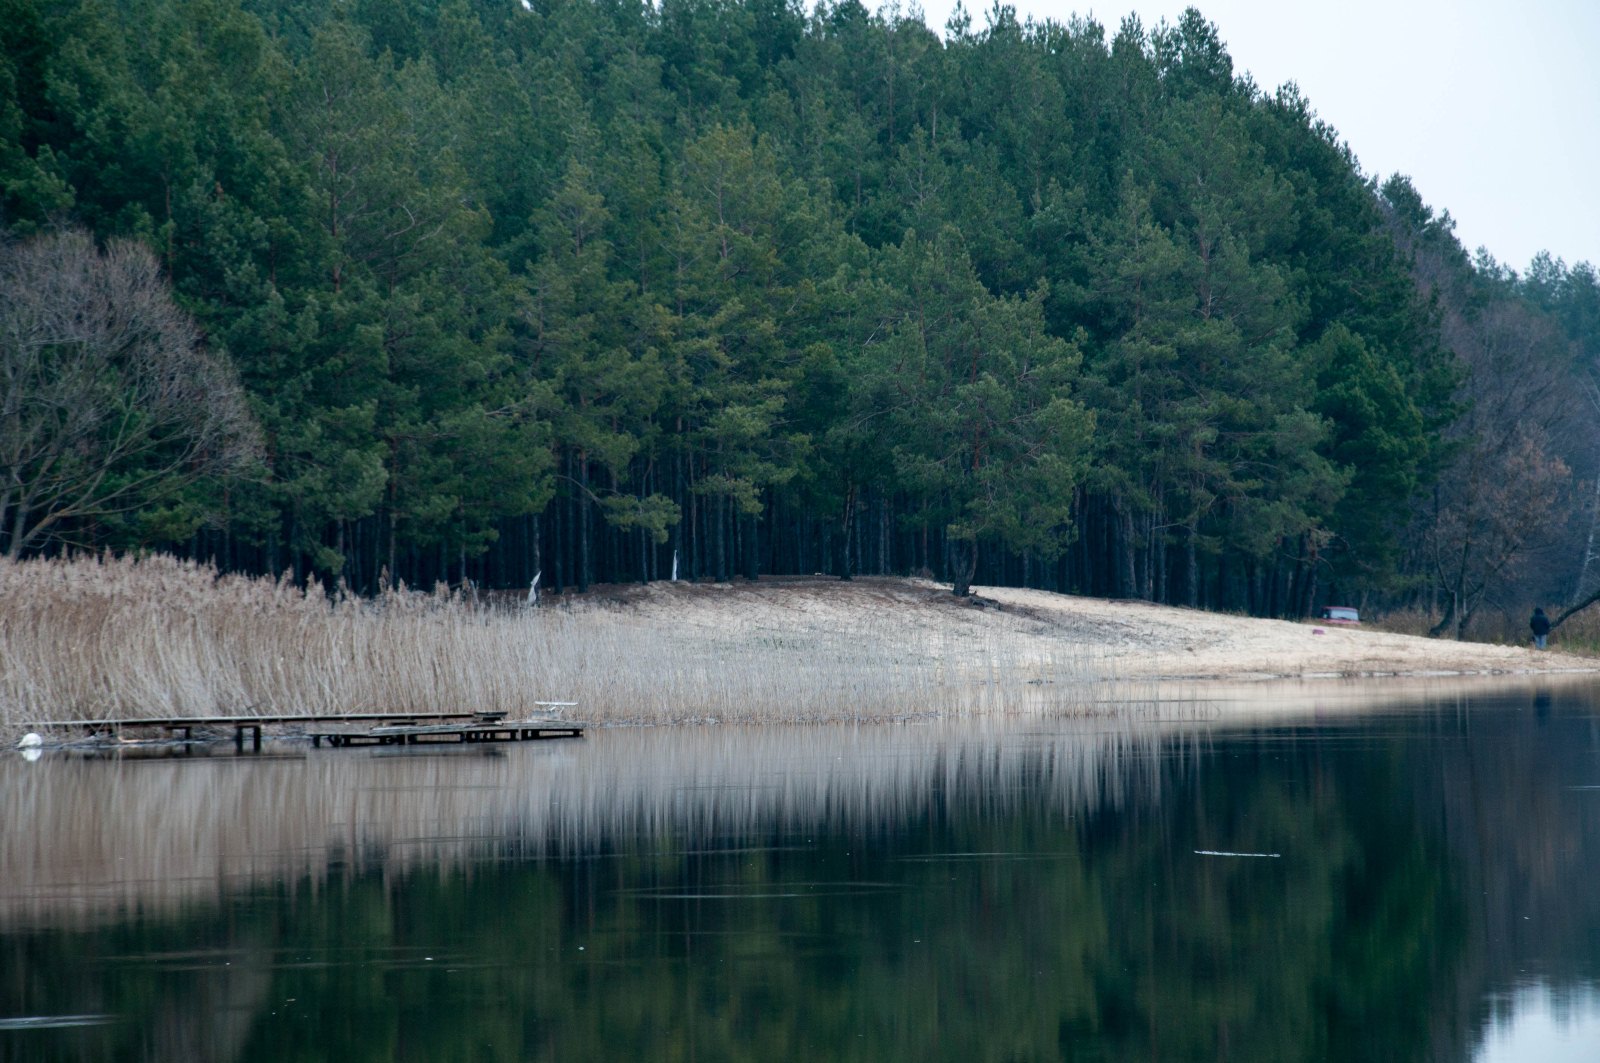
[0,555,1116,735]
[0,718,1190,927]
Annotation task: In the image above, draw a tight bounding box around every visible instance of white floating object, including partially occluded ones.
[17,733,42,749]
[1194,849,1280,858]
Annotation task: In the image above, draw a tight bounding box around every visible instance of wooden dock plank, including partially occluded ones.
[310,718,584,747]
[25,710,511,730]
[25,709,581,750]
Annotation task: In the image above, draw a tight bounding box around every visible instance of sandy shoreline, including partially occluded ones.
[7,568,1594,740]
[572,575,1598,685]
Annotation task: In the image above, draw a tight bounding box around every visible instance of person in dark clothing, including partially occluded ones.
[1530,607,1551,649]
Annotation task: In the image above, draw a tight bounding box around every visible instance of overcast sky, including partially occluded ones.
[901,0,1600,272]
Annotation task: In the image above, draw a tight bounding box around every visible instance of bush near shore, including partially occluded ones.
[1374,607,1600,654]
[0,555,1111,737]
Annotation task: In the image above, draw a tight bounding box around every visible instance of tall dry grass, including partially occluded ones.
[0,554,1116,734]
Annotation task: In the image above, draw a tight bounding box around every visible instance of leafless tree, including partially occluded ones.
[1540,376,1600,632]
[0,228,261,558]
[1422,297,1580,638]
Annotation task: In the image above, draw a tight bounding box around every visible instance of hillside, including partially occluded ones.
[8,0,1595,631]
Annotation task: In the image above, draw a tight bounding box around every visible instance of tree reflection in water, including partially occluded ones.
[3,683,1600,1061]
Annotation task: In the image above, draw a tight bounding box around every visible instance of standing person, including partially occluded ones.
[1530,607,1551,650]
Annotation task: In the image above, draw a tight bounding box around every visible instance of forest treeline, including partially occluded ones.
[3,0,1598,627]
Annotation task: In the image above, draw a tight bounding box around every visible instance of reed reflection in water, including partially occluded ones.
[0,714,1183,928]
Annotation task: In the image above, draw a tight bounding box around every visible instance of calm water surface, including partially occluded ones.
[4,683,1600,1061]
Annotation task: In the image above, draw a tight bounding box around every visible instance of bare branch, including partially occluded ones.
[0,229,262,556]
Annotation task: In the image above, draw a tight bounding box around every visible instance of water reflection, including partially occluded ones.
[2,680,1600,1061]
[0,715,1181,928]
[1476,984,1600,1062]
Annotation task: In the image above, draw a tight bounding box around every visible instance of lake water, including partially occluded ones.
[4,681,1600,1061]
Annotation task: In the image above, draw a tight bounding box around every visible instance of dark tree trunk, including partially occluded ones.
[714,493,728,581]
[1185,525,1199,608]
[686,458,698,580]
[1428,593,1459,639]
[743,511,758,580]
[878,495,890,575]
[576,452,590,593]
[837,482,857,580]
[952,538,978,597]
[530,514,542,598]
[1116,502,1136,599]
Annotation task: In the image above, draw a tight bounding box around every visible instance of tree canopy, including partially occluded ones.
[4,0,1595,625]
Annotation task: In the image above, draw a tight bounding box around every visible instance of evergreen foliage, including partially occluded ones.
[4,0,1594,618]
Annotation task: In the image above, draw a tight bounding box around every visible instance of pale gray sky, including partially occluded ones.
[904,0,1600,272]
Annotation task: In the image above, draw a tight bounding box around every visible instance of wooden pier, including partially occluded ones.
[25,704,583,751]
[308,718,584,747]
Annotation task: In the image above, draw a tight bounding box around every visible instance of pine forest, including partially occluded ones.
[4,0,1598,634]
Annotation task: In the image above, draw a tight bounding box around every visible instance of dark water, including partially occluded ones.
[4,684,1600,1061]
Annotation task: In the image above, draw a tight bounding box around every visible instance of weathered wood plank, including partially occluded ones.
[307,719,584,747]
[24,710,516,730]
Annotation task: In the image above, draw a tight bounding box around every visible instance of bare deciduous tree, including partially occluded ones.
[1422,298,1580,638]
[0,229,261,557]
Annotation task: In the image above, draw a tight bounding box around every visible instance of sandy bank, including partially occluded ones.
[564,576,1598,684]
[6,558,1594,736]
